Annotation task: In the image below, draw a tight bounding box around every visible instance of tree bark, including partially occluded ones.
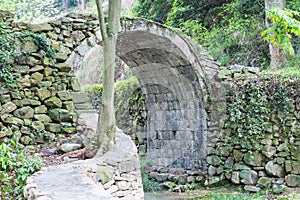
[265,0,287,70]
[95,0,121,155]
[81,0,86,12]
[63,0,68,12]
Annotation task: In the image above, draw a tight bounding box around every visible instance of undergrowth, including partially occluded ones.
[0,140,42,199]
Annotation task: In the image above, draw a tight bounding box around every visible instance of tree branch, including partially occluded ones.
[96,0,108,40]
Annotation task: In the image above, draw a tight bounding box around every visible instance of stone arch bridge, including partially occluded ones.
[7,12,222,171]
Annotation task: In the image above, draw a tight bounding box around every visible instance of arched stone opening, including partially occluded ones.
[40,14,219,171]
[116,28,209,170]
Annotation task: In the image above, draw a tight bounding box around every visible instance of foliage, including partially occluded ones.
[133,0,300,67]
[139,158,161,192]
[0,0,61,23]
[197,192,266,200]
[0,140,42,199]
[0,24,54,89]
[132,0,173,23]
[84,77,147,126]
[222,75,299,151]
[262,8,300,56]
[261,65,300,77]
[133,0,269,67]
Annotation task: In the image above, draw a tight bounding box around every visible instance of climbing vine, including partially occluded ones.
[221,75,299,152]
[0,23,54,89]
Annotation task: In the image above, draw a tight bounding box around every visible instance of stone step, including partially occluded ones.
[72,92,90,104]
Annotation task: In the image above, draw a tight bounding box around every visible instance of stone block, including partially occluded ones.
[244,185,260,193]
[244,152,263,166]
[45,97,62,108]
[57,90,73,101]
[35,105,47,114]
[29,23,53,32]
[265,161,285,177]
[208,165,217,176]
[97,165,114,184]
[45,123,61,133]
[257,177,272,188]
[34,114,52,123]
[240,170,258,185]
[231,171,240,184]
[206,155,221,166]
[285,174,300,187]
[262,145,276,158]
[36,88,51,101]
[1,102,17,114]
[119,161,136,174]
[13,106,34,119]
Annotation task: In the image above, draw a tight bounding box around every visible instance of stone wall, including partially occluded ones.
[0,12,81,145]
[0,10,219,171]
[205,66,300,190]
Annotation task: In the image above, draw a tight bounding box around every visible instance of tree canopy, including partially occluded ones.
[133,0,300,68]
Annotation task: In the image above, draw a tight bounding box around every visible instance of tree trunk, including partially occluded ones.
[63,0,68,12]
[81,0,86,12]
[95,0,121,155]
[265,0,287,70]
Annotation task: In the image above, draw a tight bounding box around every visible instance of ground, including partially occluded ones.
[34,143,300,200]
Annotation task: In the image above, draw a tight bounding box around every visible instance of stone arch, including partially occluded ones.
[27,13,219,171]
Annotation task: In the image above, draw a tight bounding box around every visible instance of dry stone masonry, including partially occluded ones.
[1,7,298,195]
[0,10,219,171]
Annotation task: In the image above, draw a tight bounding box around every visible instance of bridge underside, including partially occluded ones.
[117,31,207,170]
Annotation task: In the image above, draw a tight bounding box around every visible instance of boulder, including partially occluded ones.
[29,23,53,32]
[31,72,44,84]
[62,101,75,112]
[70,78,81,91]
[62,127,76,134]
[58,143,81,153]
[261,145,276,158]
[231,171,240,184]
[14,99,41,106]
[5,117,24,126]
[208,165,217,176]
[29,65,44,73]
[56,63,71,72]
[20,135,32,145]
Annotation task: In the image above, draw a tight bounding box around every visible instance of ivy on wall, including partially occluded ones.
[221,75,300,152]
[0,22,54,89]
